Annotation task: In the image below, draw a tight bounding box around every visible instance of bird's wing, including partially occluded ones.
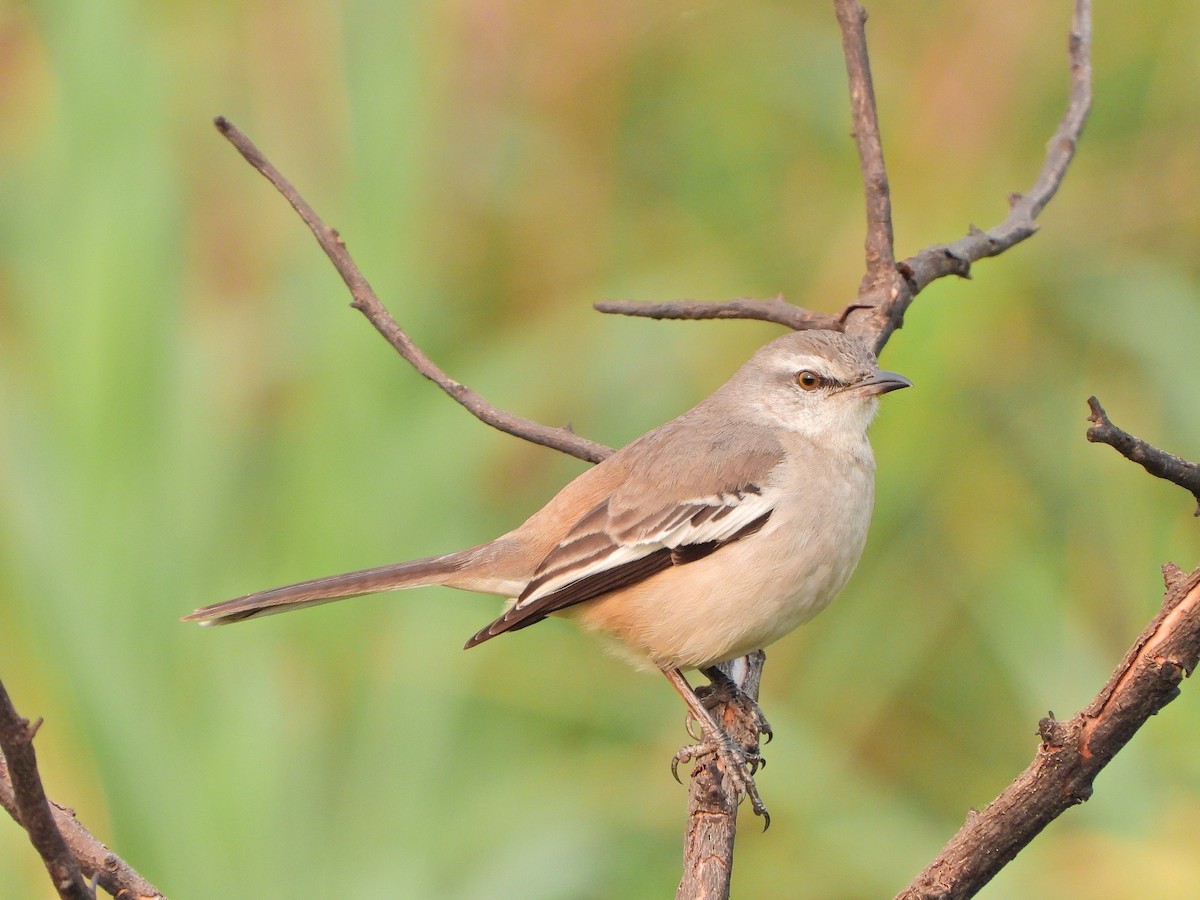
[463,479,777,647]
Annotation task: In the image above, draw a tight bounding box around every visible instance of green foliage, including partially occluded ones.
[2,1,1199,896]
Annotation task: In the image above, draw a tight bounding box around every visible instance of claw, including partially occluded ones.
[671,741,706,784]
[752,710,773,745]
[671,729,771,827]
[742,748,765,775]
[717,740,770,829]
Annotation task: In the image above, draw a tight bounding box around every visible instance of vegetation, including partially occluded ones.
[2,1,1199,896]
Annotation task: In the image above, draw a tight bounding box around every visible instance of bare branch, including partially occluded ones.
[598,0,906,346]
[0,680,94,900]
[900,0,1092,294]
[597,0,1092,362]
[852,0,1091,351]
[832,0,911,352]
[1087,397,1200,515]
[594,297,841,331]
[0,697,166,900]
[0,760,167,900]
[834,0,897,285]
[213,116,612,466]
[899,402,1195,895]
[898,565,1200,899]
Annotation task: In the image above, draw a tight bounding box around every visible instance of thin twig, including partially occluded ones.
[0,681,94,900]
[1087,397,1200,515]
[898,565,1200,898]
[213,117,612,466]
[834,0,897,287]
[593,297,841,331]
[901,0,1092,296]
[831,0,909,351]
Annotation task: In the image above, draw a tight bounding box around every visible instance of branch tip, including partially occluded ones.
[1083,396,1200,512]
[217,117,611,465]
[594,297,841,332]
[891,0,1091,347]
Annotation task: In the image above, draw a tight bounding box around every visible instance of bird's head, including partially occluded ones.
[733,329,911,440]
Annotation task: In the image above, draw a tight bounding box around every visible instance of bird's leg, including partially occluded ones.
[663,666,769,825]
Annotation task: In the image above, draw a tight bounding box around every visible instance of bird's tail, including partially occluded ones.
[182,548,482,625]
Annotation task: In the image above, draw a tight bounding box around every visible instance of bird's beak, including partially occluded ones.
[854,370,912,396]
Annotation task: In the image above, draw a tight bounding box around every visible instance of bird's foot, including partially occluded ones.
[673,676,772,826]
[671,728,770,827]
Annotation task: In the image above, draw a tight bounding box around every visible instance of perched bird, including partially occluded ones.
[186,328,909,819]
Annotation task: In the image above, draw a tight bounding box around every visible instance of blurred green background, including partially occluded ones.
[2,0,1200,896]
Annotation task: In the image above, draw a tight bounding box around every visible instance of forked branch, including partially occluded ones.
[0,680,166,899]
[896,311,1199,900]
[0,681,92,900]
[599,0,1094,359]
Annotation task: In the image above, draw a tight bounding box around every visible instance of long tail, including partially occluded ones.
[183,548,480,625]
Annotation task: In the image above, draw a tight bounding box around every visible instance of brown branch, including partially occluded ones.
[898,565,1200,898]
[832,0,910,351]
[0,759,166,900]
[50,803,165,900]
[0,680,93,899]
[834,0,897,288]
[213,116,611,466]
[902,0,1092,285]
[900,412,1200,895]
[0,691,166,900]
[840,0,1092,352]
[593,297,841,331]
[1086,396,1200,515]
[599,0,902,343]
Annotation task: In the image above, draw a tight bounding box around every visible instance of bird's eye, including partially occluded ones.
[796,370,822,391]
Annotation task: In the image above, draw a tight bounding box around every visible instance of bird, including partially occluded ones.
[185,328,910,821]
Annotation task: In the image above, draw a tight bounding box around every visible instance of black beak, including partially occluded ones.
[855,370,912,396]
